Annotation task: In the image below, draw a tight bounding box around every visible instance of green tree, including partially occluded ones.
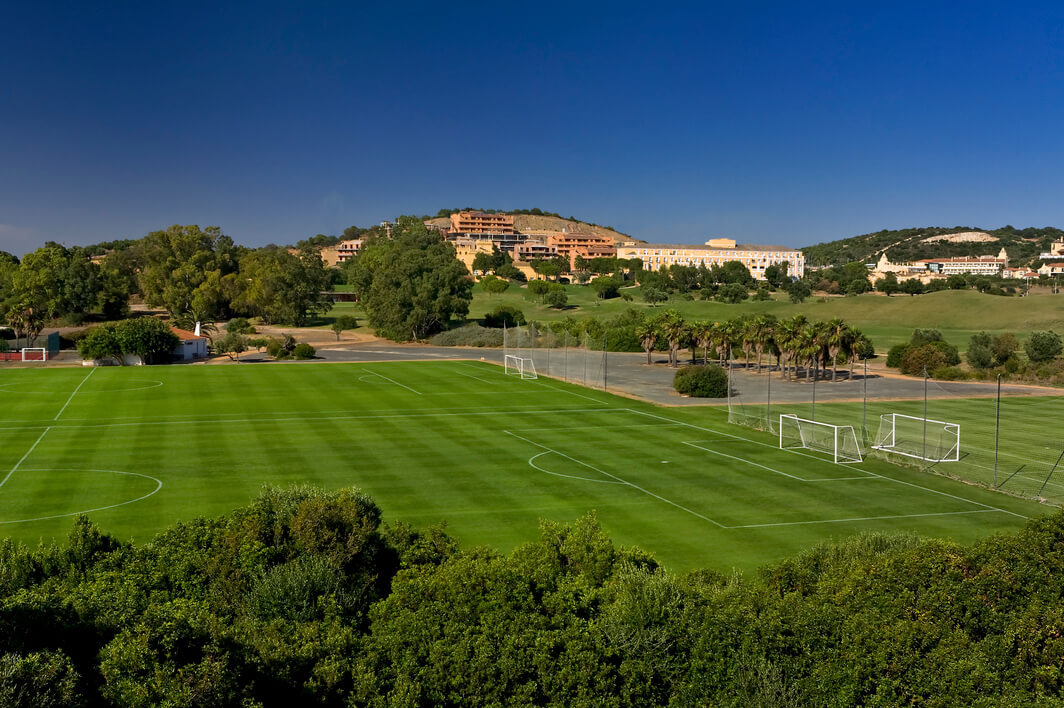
[214,331,248,360]
[992,333,1018,366]
[76,325,122,364]
[1025,330,1063,363]
[658,310,686,367]
[764,262,790,288]
[479,275,510,297]
[636,317,660,365]
[716,283,748,304]
[114,318,180,364]
[900,278,924,296]
[591,275,621,299]
[785,279,811,303]
[359,219,473,341]
[544,284,568,308]
[642,286,668,306]
[137,225,240,318]
[236,246,333,325]
[875,272,900,296]
[526,279,550,302]
[967,332,994,370]
[330,315,359,340]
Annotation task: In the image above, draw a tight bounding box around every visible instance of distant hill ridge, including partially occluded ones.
[801,226,1064,267]
[424,210,641,245]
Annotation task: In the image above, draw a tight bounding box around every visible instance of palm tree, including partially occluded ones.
[775,316,804,380]
[751,315,777,374]
[636,318,659,365]
[824,318,851,382]
[691,320,714,364]
[713,318,739,367]
[809,320,833,381]
[659,310,687,367]
[738,316,757,371]
[849,327,870,379]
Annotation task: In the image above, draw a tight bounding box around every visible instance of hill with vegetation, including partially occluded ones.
[424,208,639,245]
[802,225,1064,267]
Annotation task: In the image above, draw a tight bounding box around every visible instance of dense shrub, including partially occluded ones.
[898,344,948,375]
[673,364,729,397]
[291,342,316,359]
[886,343,910,368]
[606,327,644,352]
[483,305,526,328]
[1025,330,1063,363]
[932,365,970,380]
[429,324,504,347]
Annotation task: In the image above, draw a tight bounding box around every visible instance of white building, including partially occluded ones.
[616,238,805,280]
[913,248,1008,276]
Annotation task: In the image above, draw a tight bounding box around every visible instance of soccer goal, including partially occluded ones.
[779,414,863,464]
[20,347,47,362]
[872,413,960,462]
[504,355,538,380]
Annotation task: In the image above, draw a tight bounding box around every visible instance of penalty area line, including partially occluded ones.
[359,368,421,395]
[504,430,726,528]
[728,508,1000,529]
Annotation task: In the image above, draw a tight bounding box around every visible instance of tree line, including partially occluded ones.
[0,225,335,345]
[3,486,1064,706]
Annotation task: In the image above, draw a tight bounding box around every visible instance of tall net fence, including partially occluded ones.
[503,324,609,390]
[727,359,1064,505]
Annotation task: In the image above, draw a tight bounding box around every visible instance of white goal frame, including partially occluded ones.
[872,413,960,463]
[504,355,538,379]
[20,347,48,362]
[779,414,863,464]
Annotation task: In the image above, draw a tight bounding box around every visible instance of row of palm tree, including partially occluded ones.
[635,311,872,382]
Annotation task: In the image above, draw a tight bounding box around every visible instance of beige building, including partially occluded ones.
[449,211,515,235]
[617,238,804,280]
[546,232,616,266]
[513,239,557,262]
[319,239,363,267]
[914,248,1008,276]
[452,238,495,274]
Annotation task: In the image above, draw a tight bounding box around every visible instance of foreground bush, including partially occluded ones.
[5,489,1064,705]
[673,364,729,397]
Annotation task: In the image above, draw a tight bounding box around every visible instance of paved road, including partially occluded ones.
[314,342,1056,407]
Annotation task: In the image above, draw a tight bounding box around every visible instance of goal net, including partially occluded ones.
[779,414,863,463]
[872,413,960,462]
[20,347,47,362]
[504,355,538,380]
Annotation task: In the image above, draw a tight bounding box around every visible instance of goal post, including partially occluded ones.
[779,414,863,464]
[20,347,47,362]
[504,355,538,380]
[872,413,960,462]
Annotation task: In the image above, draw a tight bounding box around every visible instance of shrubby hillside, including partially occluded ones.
[3,486,1064,706]
[803,225,1064,267]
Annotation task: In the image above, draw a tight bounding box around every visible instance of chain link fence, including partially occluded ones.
[502,324,609,391]
[727,360,1064,505]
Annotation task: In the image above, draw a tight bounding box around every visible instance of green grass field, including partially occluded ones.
[319,285,1064,352]
[0,361,1049,571]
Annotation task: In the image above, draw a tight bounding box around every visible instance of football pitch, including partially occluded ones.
[0,360,1049,572]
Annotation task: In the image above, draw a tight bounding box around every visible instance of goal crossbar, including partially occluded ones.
[872,413,960,462]
[779,414,862,464]
[504,355,538,380]
[20,347,47,362]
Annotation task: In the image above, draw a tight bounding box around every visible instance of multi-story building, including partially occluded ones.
[616,238,805,280]
[513,239,558,262]
[452,238,495,274]
[319,239,363,267]
[914,248,1008,276]
[449,211,515,236]
[1040,240,1064,260]
[546,233,616,266]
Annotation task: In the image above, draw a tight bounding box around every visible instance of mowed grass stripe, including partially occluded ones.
[0,361,1051,572]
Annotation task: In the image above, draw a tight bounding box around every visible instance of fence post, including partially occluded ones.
[811,373,817,421]
[862,356,868,445]
[766,368,772,432]
[602,333,608,391]
[994,373,1001,486]
[922,368,929,461]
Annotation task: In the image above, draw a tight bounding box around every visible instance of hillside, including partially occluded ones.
[802,225,1064,266]
[426,213,641,245]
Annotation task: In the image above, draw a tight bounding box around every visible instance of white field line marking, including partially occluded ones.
[728,509,999,529]
[527,451,627,484]
[0,468,163,524]
[682,441,877,482]
[504,430,726,528]
[451,369,499,384]
[511,422,685,433]
[533,381,610,405]
[54,367,96,420]
[0,407,627,432]
[359,368,421,394]
[0,427,50,490]
[627,408,1029,520]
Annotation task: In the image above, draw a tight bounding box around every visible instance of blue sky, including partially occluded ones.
[2,1,1063,256]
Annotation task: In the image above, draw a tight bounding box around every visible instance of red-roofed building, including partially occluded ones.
[170,326,208,361]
